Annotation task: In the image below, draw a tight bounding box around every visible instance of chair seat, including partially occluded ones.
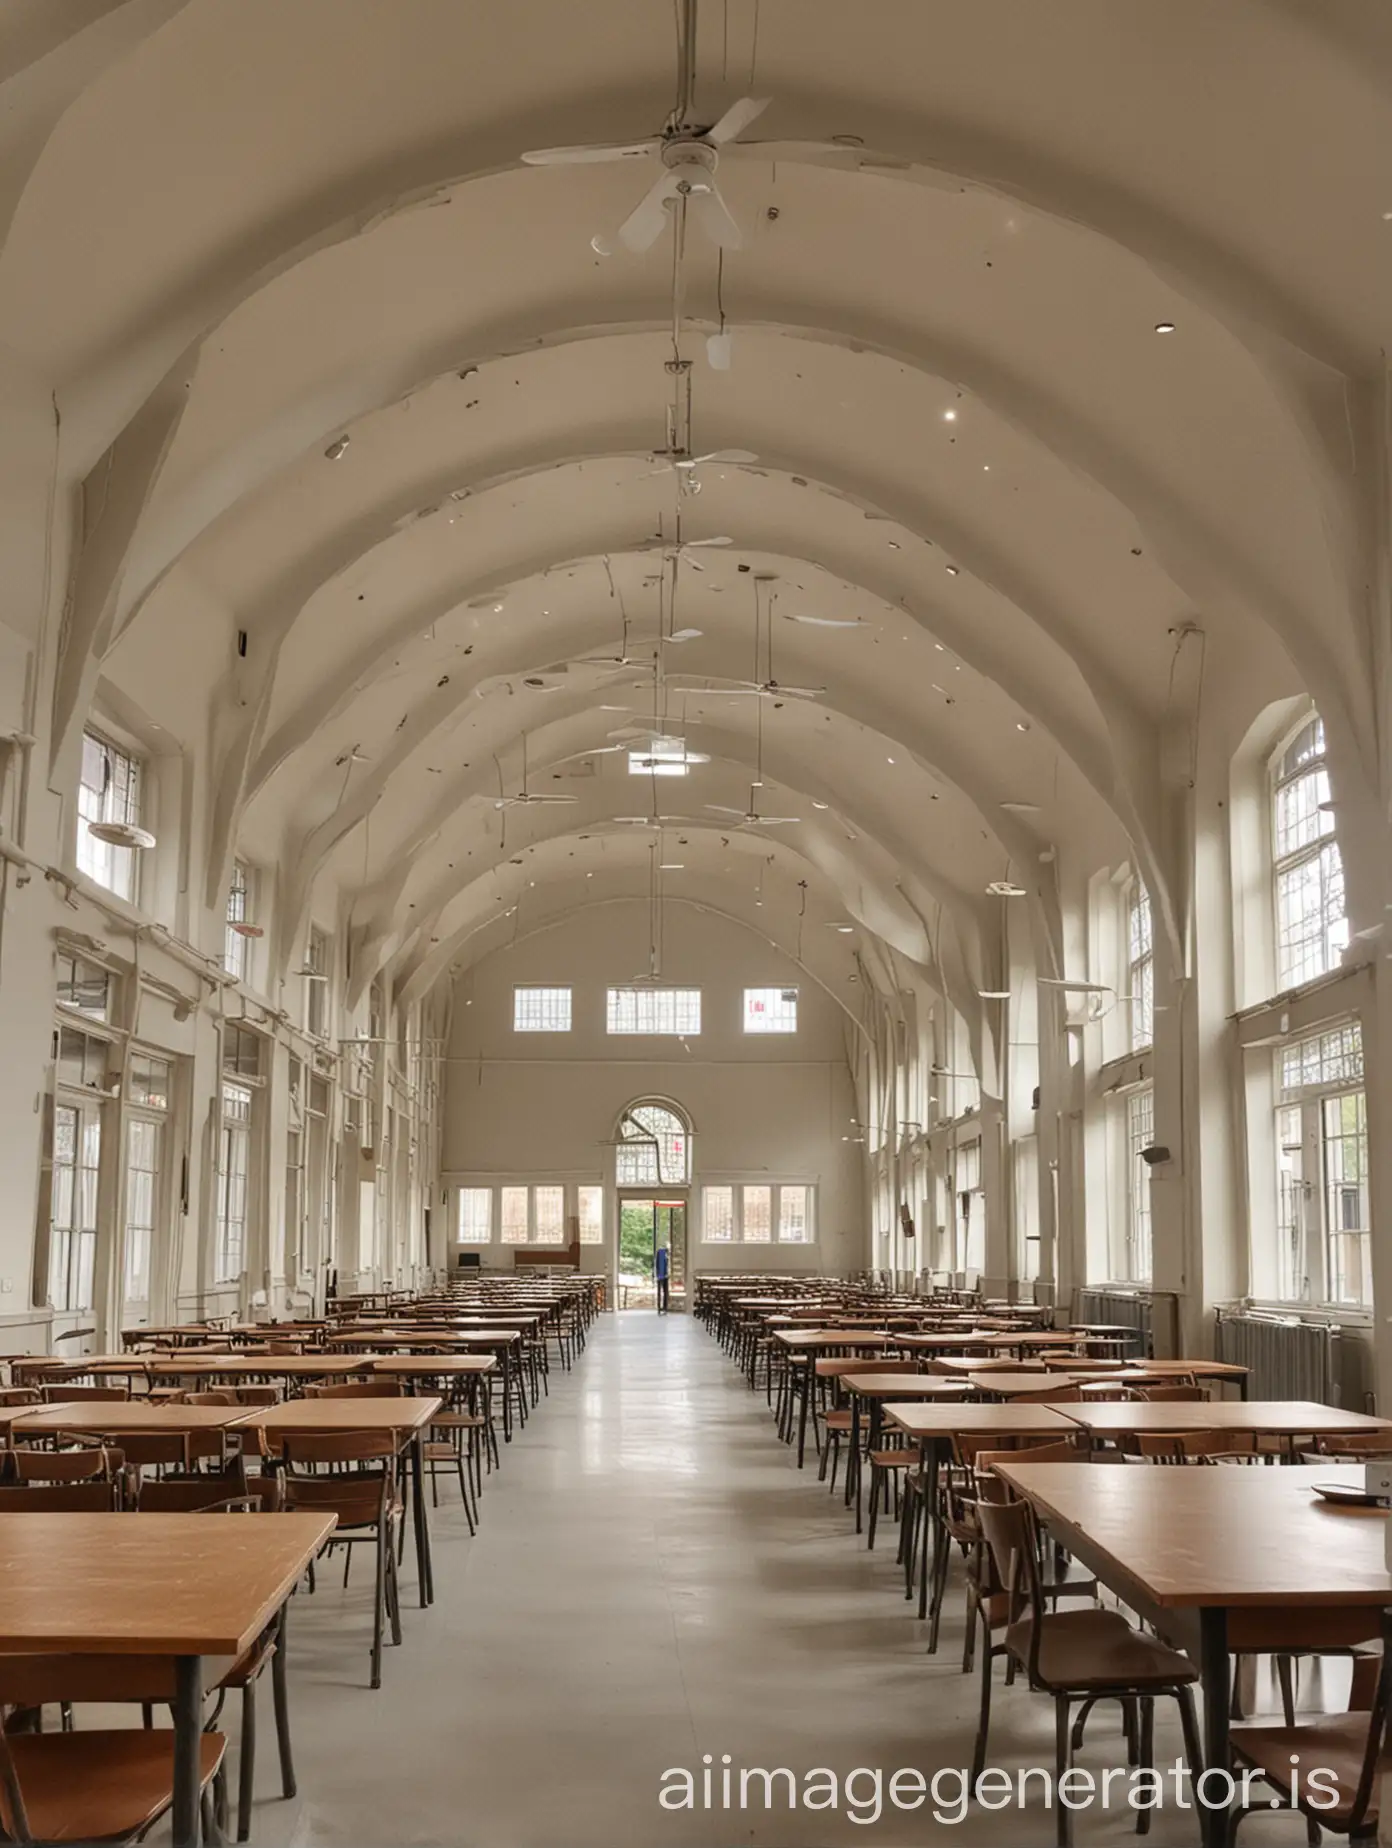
[220,1630,275,1690]
[2,1729,225,1843]
[823,1411,852,1432]
[430,1412,484,1430]
[869,1448,912,1470]
[1005,1607,1196,1690]
[422,1441,462,1462]
[1232,1713,1390,1827]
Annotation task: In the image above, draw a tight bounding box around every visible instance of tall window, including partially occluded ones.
[500,1186,529,1244]
[1273,1022,1368,1306]
[76,730,143,901]
[215,1083,252,1283]
[513,987,572,1032]
[458,1188,492,1244]
[954,1139,984,1275]
[305,928,330,1038]
[699,1183,816,1244]
[1125,1087,1154,1282]
[743,987,798,1033]
[124,1053,170,1306]
[48,1102,101,1313]
[1273,717,1348,990]
[615,1102,690,1185]
[578,1186,604,1244]
[533,1186,566,1245]
[225,862,251,981]
[1128,883,1153,1052]
[606,987,700,1035]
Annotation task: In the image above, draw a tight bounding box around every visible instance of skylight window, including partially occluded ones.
[744,987,798,1033]
[606,987,701,1035]
[513,986,572,1032]
[629,736,693,777]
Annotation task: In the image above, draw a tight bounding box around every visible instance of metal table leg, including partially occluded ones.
[918,1440,941,1622]
[795,1358,811,1468]
[1198,1607,1230,1847]
[172,1654,203,1848]
[410,1432,434,1606]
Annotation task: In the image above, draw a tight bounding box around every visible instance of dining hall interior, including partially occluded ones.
[0,1,1390,1843]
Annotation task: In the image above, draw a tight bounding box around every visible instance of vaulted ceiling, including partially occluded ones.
[4,0,1387,1041]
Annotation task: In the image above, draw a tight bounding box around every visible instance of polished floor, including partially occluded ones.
[244,1311,1305,1847]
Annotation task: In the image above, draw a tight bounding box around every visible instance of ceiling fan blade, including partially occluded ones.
[705,96,770,144]
[618,169,683,251]
[682,536,733,549]
[768,683,826,698]
[706,332,733,371]
[520,140,658,166]
[783,614,865,628]
[665,628,703,643]
[751,816,799,825]
[695,449,758,465]
[705,804,747,817]
[692,185,743,250]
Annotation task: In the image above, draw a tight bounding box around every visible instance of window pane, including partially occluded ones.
[778,1184,810,1243]
[76,731,141,901]
[1128,886,1153,1052]
[743,988,798,1034]
[703,1185,734,1242]
[1274,1102,1308,1302]
[225,863,250,980]
[500,1186,529,1244]
[1276,840,1348,989]
[533,1186,566,1245]
[742,1185,772,1243]
[124,1116,161,1301]
[513,987,572,1031]
[616,1104,689,1185]
[1323,1091,1370,1306]
[457,1188,492,1243]
[578,1186,604,1244]
[1126,1088,1154,1283]
[56,955,110,1020]
[1280,1022,1362,1094]
[606,988,700,1035]
[129,1054,171,1111]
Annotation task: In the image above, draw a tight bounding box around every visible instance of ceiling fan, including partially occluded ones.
[782,613,869,630]
[637,534,732,574]
[647,446,758,478]
[612,813,687,827]
[706,801,799,828]
[520,97,769,254]
[493,737,579,809]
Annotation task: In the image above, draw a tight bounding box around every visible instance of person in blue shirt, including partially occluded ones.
[655,1240,670,1314]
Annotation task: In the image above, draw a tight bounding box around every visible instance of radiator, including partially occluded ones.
[1072,1288,1162,1357]
[1214,1310,1337,1405]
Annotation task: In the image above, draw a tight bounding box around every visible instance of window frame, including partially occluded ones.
[75,728,145,903]
[224,861,253,982]
[742,987,799,1035]
[214,1080,253,1285]
[1127,883,1153,1053]
[698,1181,818,1246]
[450,1179,604,1249]
[512,986,573,1033]
[1270,716,1348,992]
[605,986,701,1036]
[1265,1020,1369,1310]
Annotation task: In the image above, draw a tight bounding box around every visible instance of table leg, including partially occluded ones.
[918,1441,941,1622]
[859,1399,883,1536]
[795,1359,810,1469]
[501,1350,513,1443]
[847,1397,862,1524]
[172,1654,203,1848]
[411,1433,433,1607]
[1198,1607,1230,1848]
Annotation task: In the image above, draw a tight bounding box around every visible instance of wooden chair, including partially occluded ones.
[115,1432,193,1477]
[39,1384,131,1403]
[0,1710,225,1845]
[302,1381,404,1399]
[1135,1383,1204,1402]
[975,1495,1202,1847]
[0,1388,39,1407]
[1228,1615,1392,1839]
[279,1432,403,1688]
[0,1482,121,1510]
[8,1446,119,1484]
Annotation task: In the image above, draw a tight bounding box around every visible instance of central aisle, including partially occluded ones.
[271,1312,1280,1847]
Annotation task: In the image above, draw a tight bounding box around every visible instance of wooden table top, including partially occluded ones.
[0,1513,334,1653]
[147,1356,364,1378]
[892,1331,1012,1351]
[842,1375,973,1399]
[885,1403,1082,1439]
[368,1356,496,1377]
[962,1372,1084,1397]
[325,1331,518,1350]
[773,1329,896,1350]
[998,1462,1392,1608]
[1046,1358,1251,1380]
[1062,1399,1392,1436]
[14,1403,252,1436]
[13,1353,233,1373]
[234,1396,442,1434]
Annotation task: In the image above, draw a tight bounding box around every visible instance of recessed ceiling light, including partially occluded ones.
[493,603,504,613]
[982,464,991,472]
[1000,800,1042,814]
[977,989,1012,1000]
[942,409,957,422]
[945,565,959,576]
[659,863,684,870]
[886,756,895,765]
[1154,321,1176,334]
[1016,721,1030,732]
[827,923,854,933]
[888,541,901,550]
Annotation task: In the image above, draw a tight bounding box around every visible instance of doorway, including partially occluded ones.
[616,1197,687,1310]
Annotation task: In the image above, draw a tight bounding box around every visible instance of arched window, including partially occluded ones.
[615,1100,690,1187]
[1271,716,1348,990]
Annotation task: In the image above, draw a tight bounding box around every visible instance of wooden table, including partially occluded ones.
[957,1372,1083,1398]
[0,1512,332,1846]
[836,1376,972,1531]
[883,1402,1084,1621]
[13,1402,253,1437]
[774,1331,898,1467]
[234,1397,441,1604]
[147,1355,365,1384]
[1061,1399,1392,1453]
[998,1461,1392,1846]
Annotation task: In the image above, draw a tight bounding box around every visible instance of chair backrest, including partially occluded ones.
[1137,1384,1204,1402]
[0,1482,121,1510]
[137,1462,282,1513]
[975,1494,1046,1679]
[233,1385,280,1405]
[280,1429,399,1467]
[40,1385,130,1403]
[974,1438,1086,1474]
[10,1445,114,1483]
[1010,1384,1081,1403]
[846,1360,923,1378]
[1316,1432,1392,1456]
[186,1390,238,1406]
[303,1380,404,1399]
[117,1432,192,1471]
[0,1388,39,1407]
[1341,1614,1392,1832]
[282,1467,391,1528]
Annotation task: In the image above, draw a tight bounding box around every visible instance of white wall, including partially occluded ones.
[441,902,866,1276]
